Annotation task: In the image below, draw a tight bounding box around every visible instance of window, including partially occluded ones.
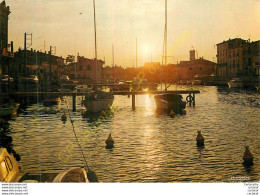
[189,67,192,70]
[233,50,235,57]
[87,65,91,70]
[233,60,235,68]
[200,67,203,71]
[79,65,83,71]
[248,58,251,66]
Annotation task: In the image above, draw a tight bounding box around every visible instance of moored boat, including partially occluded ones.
[0,147,89,182]
[192,80,203,85]
[76,85,92,92]
[228,78,243,88]
[0,102,20,117]
[43,97,61,106]
[154,94,186,114]
[82,90,114,113]
[82,0,114,113]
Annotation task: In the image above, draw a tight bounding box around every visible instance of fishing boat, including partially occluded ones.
[0,102,20,117]
[228,78,243,88]
[82,0,114,112]
[154,94,186,114]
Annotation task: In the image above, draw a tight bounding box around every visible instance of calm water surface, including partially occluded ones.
[6,85,260,182]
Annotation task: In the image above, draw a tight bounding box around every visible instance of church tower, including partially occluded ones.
[190,49,195,61]
[0,0,11,53]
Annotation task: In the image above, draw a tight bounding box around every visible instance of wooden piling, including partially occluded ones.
[73,95,76,112]
[189,93,192,107]
[132,94,135,110]
[193,93,195,106]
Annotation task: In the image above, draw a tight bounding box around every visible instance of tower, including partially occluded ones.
[0,0,10,53]
[190,49,195,61]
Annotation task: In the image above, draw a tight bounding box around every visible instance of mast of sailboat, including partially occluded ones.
[136,38,138,68]
[165,0,167,67]
[161,0,167,90]
[93,0,97,87]
[112,44,114,82]
[164,0,167,90]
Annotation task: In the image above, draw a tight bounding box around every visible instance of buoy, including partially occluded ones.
[105,133,114,149]
[170,109,175,118]
[182,109,186,115]
[87,170,99,182]
[243,146,254,166]
[61,112,67,121]
[196,131,205,146]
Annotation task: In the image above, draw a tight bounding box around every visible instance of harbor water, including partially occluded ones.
[5,85,260,182]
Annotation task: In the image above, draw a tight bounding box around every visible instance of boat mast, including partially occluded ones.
[112,44,114,82]
[164,0,167,90]
[136,37,138,68]
[93,0,97,85]
[165,0,167,67]
[161,0,167,90]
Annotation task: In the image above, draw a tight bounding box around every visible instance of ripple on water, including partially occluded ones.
[6,86,260,182]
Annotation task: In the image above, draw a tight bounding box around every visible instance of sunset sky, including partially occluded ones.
[6,0,260,67]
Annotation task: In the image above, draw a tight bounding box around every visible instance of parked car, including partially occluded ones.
[60,75,70,82]
[1,75,13,82]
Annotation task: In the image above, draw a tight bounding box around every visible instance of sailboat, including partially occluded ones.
[154,0,186,114]
[82,0,114,112]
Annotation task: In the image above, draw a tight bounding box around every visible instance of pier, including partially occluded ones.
[11,90,200,110]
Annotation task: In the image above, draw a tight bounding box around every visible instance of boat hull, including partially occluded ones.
[0,103,20,117]
[43,98,61,106]
[228,79,243,88]
[83,98,114,112]
[154,94,186,114]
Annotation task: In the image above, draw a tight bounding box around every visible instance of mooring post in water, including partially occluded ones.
[189,93,192,107]
[132,93,135,110]
[73,95,76,112]
[193,93,195,106]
